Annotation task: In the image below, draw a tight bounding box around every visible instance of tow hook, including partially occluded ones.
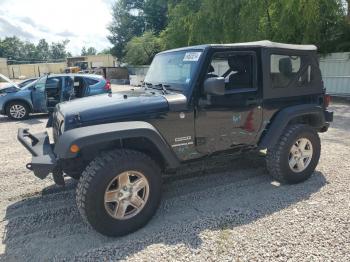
[52,167,65,186]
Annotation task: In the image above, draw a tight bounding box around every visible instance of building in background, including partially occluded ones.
[67,54,117,69]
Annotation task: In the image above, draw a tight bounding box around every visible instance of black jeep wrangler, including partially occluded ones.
[18,41,333,236]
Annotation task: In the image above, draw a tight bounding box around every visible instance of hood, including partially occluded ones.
[0,74,19,90]
[0,85,20,93]
[58,89,181,127]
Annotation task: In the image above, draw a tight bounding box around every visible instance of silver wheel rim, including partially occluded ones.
[288,138,313,173]
[104,171,149,220]
[9,104,26,119]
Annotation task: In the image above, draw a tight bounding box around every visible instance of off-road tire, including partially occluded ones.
[6,101,30,120]
[76,149,162,237]
[266,124,321,184]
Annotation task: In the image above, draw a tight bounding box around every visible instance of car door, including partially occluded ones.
[31,76,48,113]
[62,76,75,101]
[195,50,263,154]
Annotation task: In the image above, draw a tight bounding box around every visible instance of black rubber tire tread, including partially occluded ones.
[6,101,30,120]
[76,149,161,236]
[266,124,321,184]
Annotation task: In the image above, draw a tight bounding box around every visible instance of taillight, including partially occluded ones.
[324,95,331,108]
[104,80,111,91]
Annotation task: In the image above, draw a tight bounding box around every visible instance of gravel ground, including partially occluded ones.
[0,103,349,261]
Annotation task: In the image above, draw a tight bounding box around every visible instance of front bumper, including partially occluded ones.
[17,128,57,180]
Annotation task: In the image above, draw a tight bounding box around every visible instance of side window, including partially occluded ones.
[270,54,314,89]
[208,52,255,92]
[34,76,47,91]
[85,78,99,86]
[46,77,61,89]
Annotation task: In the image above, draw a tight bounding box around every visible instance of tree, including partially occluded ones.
[36,39,50,60]
[108,0,146,60]
[125,31,161,64]
[0,37,72,63]
[159,0,347,53]
[49,40,70,60]
[98,48,112,55]
[81,46,97,56]
[0,36,24,61]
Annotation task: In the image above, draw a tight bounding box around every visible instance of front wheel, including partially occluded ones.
[76,149,161,236]
[266,124,321,184]
[6,101,30,120]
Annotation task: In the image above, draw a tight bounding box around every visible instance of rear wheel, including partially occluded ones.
[76,149,161,236]
[6,101,30,120]
[266,124,321,184]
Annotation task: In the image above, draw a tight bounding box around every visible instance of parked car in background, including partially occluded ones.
[0,74,111,120]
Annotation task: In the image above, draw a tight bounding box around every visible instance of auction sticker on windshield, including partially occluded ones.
[183,52,202,62]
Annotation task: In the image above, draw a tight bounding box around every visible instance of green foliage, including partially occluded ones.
[108,0,146,60]
[98,48,112,55]
[108,0,180,60]
[125,31,161,64]
[0,37,71,63]
[81,47,97,56]
[108,0,350,63]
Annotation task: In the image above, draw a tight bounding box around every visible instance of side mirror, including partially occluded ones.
[204,77,225,96]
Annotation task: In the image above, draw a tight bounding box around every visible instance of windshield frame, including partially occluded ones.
[144,49,205,93]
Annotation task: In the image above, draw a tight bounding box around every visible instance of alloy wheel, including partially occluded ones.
[104,171,149,220]
[288,138,313,173]
[9,104,26,119]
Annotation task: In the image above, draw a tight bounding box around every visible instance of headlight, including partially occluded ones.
[0,93,7,97]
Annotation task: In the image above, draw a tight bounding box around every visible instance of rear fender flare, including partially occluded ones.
[259,104,326,149]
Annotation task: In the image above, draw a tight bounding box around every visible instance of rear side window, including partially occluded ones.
[270,54,314,89]
[85,78,99,86]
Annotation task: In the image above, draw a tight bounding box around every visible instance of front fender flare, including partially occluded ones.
[54,121,180,168]
[259,104,326,149]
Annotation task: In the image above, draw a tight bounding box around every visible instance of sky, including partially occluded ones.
[0,0,114,56]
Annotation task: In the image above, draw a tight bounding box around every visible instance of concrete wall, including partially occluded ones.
[0,58,9,77]
[7,62,66,78]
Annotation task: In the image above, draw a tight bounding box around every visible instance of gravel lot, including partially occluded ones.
[0,102,349,261]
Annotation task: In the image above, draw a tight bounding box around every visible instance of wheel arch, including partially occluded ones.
[4,99,33,113]
[259,104,326,149]
[55,121,180,170]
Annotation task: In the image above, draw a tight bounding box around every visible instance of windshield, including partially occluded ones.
[144,50,202,91]
[22,75,46,90]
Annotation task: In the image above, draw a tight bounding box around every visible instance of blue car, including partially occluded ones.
[0,74,111,120]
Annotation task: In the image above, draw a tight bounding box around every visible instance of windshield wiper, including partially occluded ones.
[154,83,170,94]
[144,82,170,94]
